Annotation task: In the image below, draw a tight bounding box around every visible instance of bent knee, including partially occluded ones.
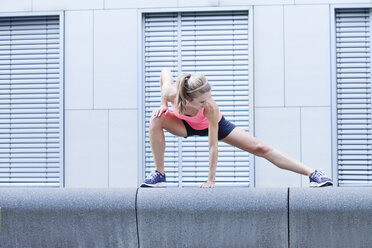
[149,115,165,131]
[253,143,271,157]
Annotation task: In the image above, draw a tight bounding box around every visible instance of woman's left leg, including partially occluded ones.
[221,127,314,176]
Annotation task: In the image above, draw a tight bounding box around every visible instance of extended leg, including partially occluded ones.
[221,127,314,176]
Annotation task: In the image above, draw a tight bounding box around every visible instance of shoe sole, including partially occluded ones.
[140,182,167,188]
[310,181,333,188]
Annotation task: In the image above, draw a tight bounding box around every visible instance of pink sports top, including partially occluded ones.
[171,99,222,130]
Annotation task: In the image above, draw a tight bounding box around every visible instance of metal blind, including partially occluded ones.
[335,9,372,186]
[144,11,251,187]
[144,13,180,187]
[0,15,63,187]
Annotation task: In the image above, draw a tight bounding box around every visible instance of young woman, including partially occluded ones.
[141,68,333,188]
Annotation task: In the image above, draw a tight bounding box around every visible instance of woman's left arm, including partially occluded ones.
[201,99,220,188]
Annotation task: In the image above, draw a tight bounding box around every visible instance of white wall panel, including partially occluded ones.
[255,107,302,187]
[33,0,103,11]
[301,107,332,187]
[65,11,94,110]
[178,0,218,7]
[94,9,137,109]
[295,0,369,3]
[220,0,294,5]
[284,5,330,107]
[65,110,108,188]
[254,6,284,107]
[105,0,177,9]
[109,110,138,187]
[0,0,31,12]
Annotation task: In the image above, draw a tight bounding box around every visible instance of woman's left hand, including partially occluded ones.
[200,181,215,188]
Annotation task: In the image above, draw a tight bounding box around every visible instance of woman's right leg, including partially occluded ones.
[149,112,187,175]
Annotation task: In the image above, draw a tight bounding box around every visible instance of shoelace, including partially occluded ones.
[313,170,325,178]
[146,171,162,182]
[146,171,157,180]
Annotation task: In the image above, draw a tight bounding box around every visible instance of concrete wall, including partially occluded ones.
[1,188,372,247]
[0,0,370,187]
[0,188,138,248]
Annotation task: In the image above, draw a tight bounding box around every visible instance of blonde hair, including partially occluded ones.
[176,73,211,115]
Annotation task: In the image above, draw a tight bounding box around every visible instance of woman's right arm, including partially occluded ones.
[153,68,177,118]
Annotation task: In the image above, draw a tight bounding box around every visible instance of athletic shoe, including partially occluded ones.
[309,170,333,187]
[140,170,167,188]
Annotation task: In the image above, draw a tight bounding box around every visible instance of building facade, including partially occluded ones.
[0,0,371,188]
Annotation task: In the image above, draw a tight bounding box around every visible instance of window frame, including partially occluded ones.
[0,11,65,188]
[137,6,254,187]
[331,4,372,187]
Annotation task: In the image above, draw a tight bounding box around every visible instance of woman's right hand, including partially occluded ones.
[152,105,169,118]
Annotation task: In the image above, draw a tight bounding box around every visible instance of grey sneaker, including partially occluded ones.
[309,170,333,187]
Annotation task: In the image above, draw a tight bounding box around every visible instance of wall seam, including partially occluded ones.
[108,110,110,187]
[283,5,286,107]
[299,107,303,187]
[95,107,138,110]
[92,10,95,109]
[256,106,331,109]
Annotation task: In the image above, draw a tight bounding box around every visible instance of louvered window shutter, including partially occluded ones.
[144,13,180,186]
[0,15,63,187]
[335,8,372,186]
[144,11,251,187]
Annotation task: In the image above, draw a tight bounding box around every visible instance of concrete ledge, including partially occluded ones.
[289,188,372,248]
[137,188,288,248]
[1,187,371,248]
[0,188,138,248]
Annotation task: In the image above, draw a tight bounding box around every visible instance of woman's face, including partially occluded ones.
[187,91,211,110]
